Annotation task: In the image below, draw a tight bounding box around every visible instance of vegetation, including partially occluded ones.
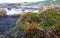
[16,8,60,38]
[21,0,60,6]
[0,10,7,16]
[0,8,60,38]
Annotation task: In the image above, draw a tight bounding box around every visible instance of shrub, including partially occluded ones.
[38,8,60,29]
[0,10,7,16]
[16,8,60,38]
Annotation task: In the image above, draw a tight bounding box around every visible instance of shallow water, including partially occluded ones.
[0,8,40,15]
[0,16,18,35]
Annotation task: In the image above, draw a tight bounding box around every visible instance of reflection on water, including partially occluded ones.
[0,16,19,35]
[0,8,40,15]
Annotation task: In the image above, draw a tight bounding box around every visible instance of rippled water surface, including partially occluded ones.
[0,16,18,34]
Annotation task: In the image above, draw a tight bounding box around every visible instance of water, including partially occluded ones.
[0,7,40,35]
[0,8,40,15]
[0,16,19,35]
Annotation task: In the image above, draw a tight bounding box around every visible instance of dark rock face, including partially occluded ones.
[0,16,18,35]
